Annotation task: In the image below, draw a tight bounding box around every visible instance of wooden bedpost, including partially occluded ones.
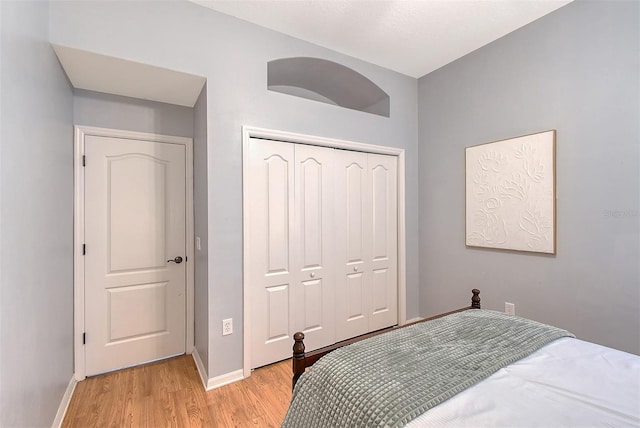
[292,332,306,390]
[472,289,481,309]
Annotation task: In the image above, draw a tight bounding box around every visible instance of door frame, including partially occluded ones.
[242,126,407,377]
[73,126,195,381]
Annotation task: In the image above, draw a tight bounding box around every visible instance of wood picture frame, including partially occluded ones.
[465,130,556,254]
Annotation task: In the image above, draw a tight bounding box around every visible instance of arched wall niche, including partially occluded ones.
[267,57,390,117]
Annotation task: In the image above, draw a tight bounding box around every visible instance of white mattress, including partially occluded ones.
[406,337,640,427]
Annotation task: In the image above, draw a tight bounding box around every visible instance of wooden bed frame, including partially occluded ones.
[292,289,481,389]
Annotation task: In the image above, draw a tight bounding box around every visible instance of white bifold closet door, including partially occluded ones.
[247,138,397,368]
[247,139,336,368]
[292,143,337,353]
[334,151,398,341]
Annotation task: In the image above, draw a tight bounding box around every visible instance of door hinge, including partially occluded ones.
[82,244,86,255]
[82,332,86,345]
[82,155,86,167]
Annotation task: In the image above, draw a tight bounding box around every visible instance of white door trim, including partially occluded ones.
[241,126,407,378]
[74,125,194,381]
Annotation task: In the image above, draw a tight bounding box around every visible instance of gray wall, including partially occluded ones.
[74,89,194,137]
[0,1,74,426]
[50,0,419,378]
[418,0,639,354]
[193,85,209,371]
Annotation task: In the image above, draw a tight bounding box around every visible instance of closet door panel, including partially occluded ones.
[372,164,390,260]
[292,144,335,351]
[300,155,323,268]
[266,285,289,341]
[266,159,291,273]
[301,279,322,327]
[368,153,398,331]
[335,151,371,341]
[346,272,365,322]
[346,163,365,263]
[248,138,295,368]
[372,268,389,313]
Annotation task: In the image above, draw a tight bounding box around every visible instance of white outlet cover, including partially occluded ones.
[505,302,516,316]
[222,318,233,335]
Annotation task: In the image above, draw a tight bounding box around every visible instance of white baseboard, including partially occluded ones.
[206,369,244,390]
[191,348,209,389]
[52,375,77,428]
[191,348,244,391]
[403,316,424,325]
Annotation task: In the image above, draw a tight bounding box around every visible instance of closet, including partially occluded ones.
[247,137,397,368]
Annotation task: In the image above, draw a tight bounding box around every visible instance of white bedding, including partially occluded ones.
[407,337,640,427]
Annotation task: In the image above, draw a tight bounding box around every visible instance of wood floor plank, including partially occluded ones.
[63,355,292,427]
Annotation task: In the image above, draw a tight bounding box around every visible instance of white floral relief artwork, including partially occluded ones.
[465,130,556,254]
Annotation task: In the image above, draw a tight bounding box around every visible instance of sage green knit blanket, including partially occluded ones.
[282,310,574,428]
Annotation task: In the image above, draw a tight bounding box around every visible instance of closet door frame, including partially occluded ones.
[241,126,407,378]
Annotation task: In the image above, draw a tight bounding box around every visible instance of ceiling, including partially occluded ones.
[189,0,573,78]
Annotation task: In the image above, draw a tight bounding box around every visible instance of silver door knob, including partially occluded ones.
[353,266,358,272]
[310,272,316,278]
[167,256,183,264]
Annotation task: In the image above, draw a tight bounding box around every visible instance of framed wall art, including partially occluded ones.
[465,130,556,254]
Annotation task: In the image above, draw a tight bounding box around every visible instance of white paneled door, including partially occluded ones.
[247,139,296,368]
[292,144,336,352]
[84,135,186,376]
[335,152,398,341]
[367,153,398,332]
[334,150,371,340]
[247,137,398,368]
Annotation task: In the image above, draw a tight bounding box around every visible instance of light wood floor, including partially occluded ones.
[62,355,292,427]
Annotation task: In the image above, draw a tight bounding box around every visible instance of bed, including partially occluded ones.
[283,290,640,427]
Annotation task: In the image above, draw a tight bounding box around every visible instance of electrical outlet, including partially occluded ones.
[222,318,233,336]
[505,302,515,316]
